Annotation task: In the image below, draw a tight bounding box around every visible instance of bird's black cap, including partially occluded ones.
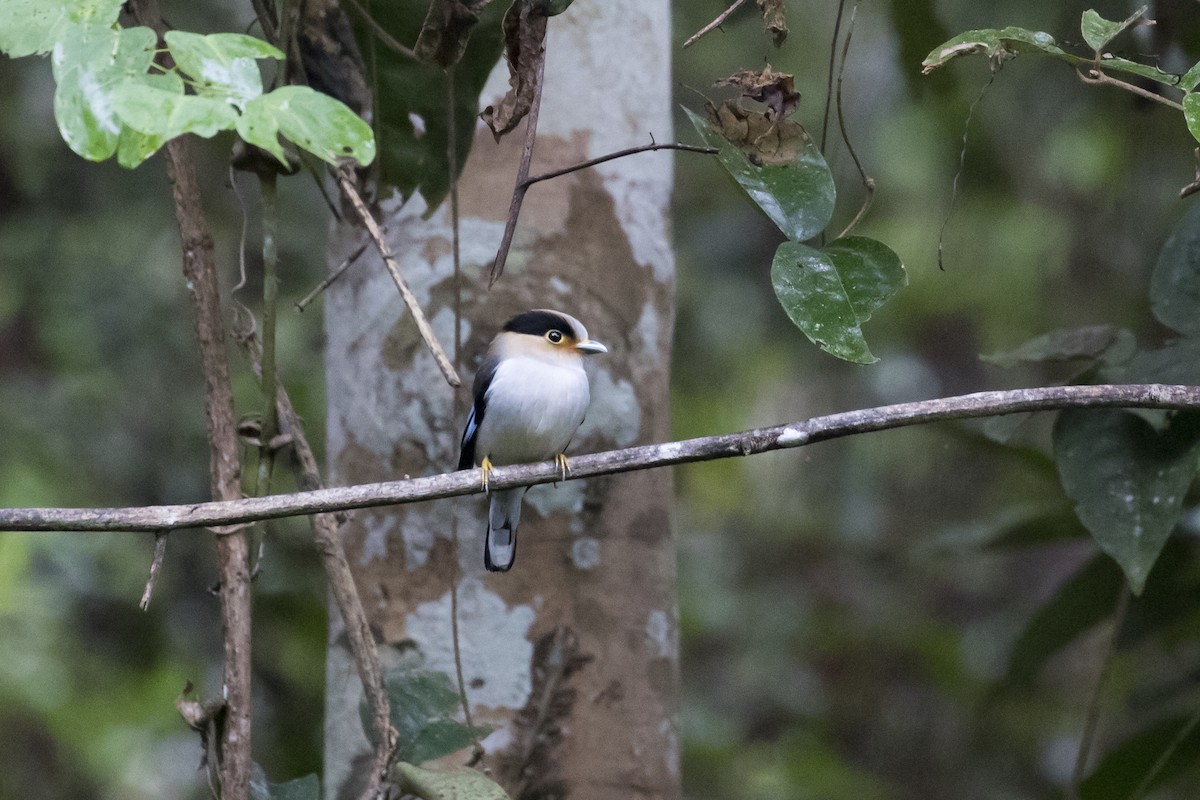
[502,310,579,338]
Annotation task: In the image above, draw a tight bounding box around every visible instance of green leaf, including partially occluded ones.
[821,236,907,323]
[1053,409,1200,593]
[51,24,157,161]
[1181,61,1200,92]
[350,0,505,210]
[1152,191,1200,335]
[771,241,875,364]
[1095,55,1180,87]
[1081,6,1148,53]
[1005,553,1123,685]
[164,30,281,107]
[237,86,375,167]
[0,0,124,58]
[393,763,510,800]
[981,324,1126,368]
[371,661,485,765]
[113,72,185,168]
[921,26,1067,73]
[686,106,835,242]
[112,83,238,141]
[1079,715,1200,800]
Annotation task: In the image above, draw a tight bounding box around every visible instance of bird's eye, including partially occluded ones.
[546,330,564,344]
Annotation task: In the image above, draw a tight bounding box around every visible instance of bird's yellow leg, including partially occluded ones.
[554,453,570,482]
[480,456,495,493]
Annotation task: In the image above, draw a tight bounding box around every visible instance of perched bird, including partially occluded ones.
[458,309,608,572]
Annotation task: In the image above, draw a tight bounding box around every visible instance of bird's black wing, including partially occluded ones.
[458,356,498,470]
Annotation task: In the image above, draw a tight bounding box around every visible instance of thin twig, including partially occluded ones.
[3,384,1199,532]
[1130,703,1200,799]
[295,238,371,311]
[257,172,281,498]
[683,0,749,48]
[938,65,999,271]
[1077,67,1184,110]
[820,0,848,155]
[343,0,418,60]
[521,142,718,189]
[833,1,875,240]
[489,48,547,286]
[1068,583,1131,799]
[139,532,169,611]
[249,0,280,46]
[335,169,463,387]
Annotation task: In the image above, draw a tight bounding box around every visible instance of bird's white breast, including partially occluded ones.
[477,356,590,465]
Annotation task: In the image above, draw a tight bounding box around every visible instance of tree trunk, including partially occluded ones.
[322,2,678,798]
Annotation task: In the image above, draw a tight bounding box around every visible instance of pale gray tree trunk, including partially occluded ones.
[322,2,678,797]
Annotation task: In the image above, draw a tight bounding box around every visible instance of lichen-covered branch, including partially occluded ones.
[2,384,1198,533]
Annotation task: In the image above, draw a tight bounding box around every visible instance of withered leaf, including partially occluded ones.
[757,0,788,47]
[706,99,809,166]
[480,0,550,140]
[715,66,800,120]
[414,0,498,67]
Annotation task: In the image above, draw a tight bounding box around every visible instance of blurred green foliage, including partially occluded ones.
[4,1,1200,799]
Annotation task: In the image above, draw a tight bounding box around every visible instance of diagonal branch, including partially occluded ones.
[335,168,463,387]
[2,384,1198,533]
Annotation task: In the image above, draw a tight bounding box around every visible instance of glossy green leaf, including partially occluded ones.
[686,107,835,242]
[1081,6,1147,53]
[771,241,875,364]
[822,236,907,322]
[1079,715,1200,800]
[1005,553,1123,685]
[350,0,505,210]
[393,763,510,800]
[0,0,124,58]
[1053,409,1200,593]
[164,30,281,107]
[1152,187,1200,335]
[921,26,1066,73]
[51,24,157,161]
[237,86,374,167]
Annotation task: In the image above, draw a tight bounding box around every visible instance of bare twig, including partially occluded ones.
[522,142,718,189]
[343,0,418,60]
[1068,583,1132,799]
[1130,703,1200,799]
[3,384,1200,533]
[249,0,280,46]
[938,66,999,271]
[833,1,874,240]
[820,0,848,155]
[1076,67,1184,110]
[295,238,370,311]
[335,169,463,387]
[683,0,749,48]
[139,532,169,611]
[257,172,281,497]
[489,49,546,286]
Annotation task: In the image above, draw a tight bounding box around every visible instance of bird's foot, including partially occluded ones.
[554,453,571,483]
[480,456,495,493]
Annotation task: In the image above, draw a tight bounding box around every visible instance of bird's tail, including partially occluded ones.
[485,488,527,572]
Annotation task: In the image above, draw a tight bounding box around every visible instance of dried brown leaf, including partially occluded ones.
[414,0,498,67]
[715,65,800,120]
[480,0,548,140]
[757,0,788,47]
[706,100,809,165]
